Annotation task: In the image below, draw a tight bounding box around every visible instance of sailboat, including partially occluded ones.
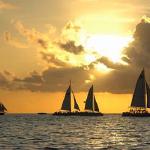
[53,82,80,116]
[122,69,150,117]
[80,85,103,116]
[0,102,7,115]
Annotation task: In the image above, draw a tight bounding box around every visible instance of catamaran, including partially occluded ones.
[53,83,103,116]
[80,85,103,116]
[0,102,7,115]
[53,82,80,116]
[122,69,150,117]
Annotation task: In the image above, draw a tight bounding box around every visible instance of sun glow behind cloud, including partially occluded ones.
[43,22,133,75]
[83,34,133,63]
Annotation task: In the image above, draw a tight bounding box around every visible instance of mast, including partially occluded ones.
[85,85,94,111]
[131,69,146,108]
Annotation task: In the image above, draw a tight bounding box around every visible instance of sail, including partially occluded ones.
[72,91,80,110]
[61,86,71,111]
[0,103,7,112]
[85,85,94,111]
[94,96,99,112]
[131,70,146,108]
[146,82,150,108]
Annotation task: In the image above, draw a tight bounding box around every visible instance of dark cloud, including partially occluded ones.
[96,56,124,70]
[0,71,22,90]
[124,19,150,68]
[37,39,48,49]
[93,67,139,94]
[59,40,84,54]
[13,67,92,92]
[15,72,43,84]
[65,22,81,32]
[40,51,69,67]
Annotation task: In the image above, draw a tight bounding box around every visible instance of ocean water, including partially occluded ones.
[0,114,150,150]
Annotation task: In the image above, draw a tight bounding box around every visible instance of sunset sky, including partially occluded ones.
[1,0,150,113]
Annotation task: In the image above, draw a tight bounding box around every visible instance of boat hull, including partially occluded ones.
[122,112,150,117]
[0,112,5,115]
[53,112,103,116]
[37,113,47,115]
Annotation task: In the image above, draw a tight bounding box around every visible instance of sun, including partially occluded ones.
[83,34,133,63]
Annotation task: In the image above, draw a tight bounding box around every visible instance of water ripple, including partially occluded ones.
[0,114,150,149]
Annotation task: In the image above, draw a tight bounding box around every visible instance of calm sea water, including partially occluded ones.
[0,114,150,149]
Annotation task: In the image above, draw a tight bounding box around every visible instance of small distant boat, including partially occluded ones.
[122,69,150,117]
[37,112,47,115]
[53,82,103,116]
[0,102,7,115]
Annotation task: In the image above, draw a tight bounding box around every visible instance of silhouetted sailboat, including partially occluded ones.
[81,85,103,116]
[0,102,7,115]
[53,83,103,116]
[122,69,150,117]
[53,82,80,116]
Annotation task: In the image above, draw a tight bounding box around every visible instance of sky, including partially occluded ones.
[1,0,150,113]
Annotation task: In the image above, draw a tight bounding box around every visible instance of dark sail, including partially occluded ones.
[146,82,150,108]
[94,96,99,112]
[0,103,7,112]
[61,86,71,111]
[131,70,146,108]
[85,85,94,111]
[72,91,80,111]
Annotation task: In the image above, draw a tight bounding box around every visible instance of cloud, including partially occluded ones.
[0,71,21,90]
[92,16,150,93]
[4,32,28,48]
[37,39,48,49]
[40,51,69,67]
[123,17,150,69]
[15,21,50,49]
[0,0,16,10]
[64,21,81,32]
[98,56,125,70]
[59,40,84,54]
[3,17,150,94]
[13,21,86,68]
[13,67,92,92]
[16,71,43,84]
[0,72,9,87]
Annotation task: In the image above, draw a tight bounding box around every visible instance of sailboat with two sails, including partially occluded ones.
[82,85,103,116]
[53,83,103,116]
[122,69,150,117]
[0,102,7,115]
[53,81,80,116]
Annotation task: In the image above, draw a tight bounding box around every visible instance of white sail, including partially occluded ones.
[94,96,99,112]
[85,85,94,111]
[131,70,146,108]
